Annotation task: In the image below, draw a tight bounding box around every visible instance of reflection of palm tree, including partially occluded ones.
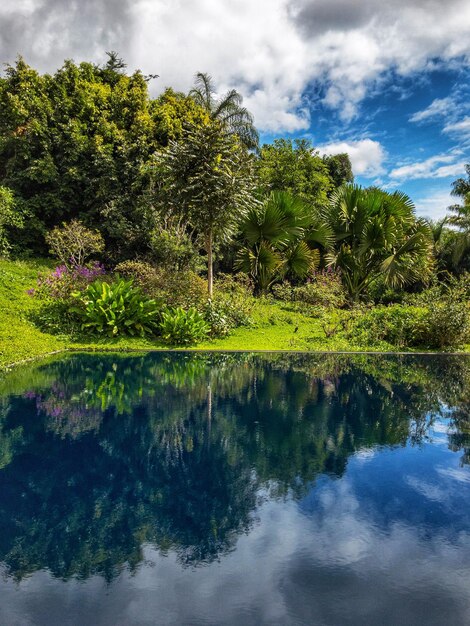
[0,352,469,581]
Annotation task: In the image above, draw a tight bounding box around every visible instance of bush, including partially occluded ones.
[71,278,160,337]
[272,271,346,309]
[46,220,104,268]
[0,186,24,257]
[159,306,209,345]
[209,273,254,332]
[31,262,106,301]
[348,305,428,349]
[114,260,207,309]
[417,300,470,350]
[348,301,470,350]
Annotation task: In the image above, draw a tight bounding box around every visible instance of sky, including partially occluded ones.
[1,0,470,219]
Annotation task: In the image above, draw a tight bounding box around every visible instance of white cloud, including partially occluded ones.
[414,190,454,220]
[1,0,470,132]
[317,139,386,176]
[444,116,470,138]
[409,97,455,123]
[390,153,466,180]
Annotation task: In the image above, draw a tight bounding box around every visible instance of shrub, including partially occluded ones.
[209,273,254,332]
[348,305,428,349]
[71,278,160,337]
[113,260,159,295]
[114,260,207,310]
[417,300,470,350]
[159,306,209,345]
[31,262,106,301]
[272,271,346,309]
[348,301,470,350]
[46,220,104,268]
[0,186,24,257]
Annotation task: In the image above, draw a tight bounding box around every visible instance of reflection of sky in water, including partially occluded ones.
[0,353,470,626]
[2,421,469,626]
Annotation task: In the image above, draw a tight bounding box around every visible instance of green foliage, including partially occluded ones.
[237,191,322,292]
[189,72,259,150]
[348,305,428,349]
[204,274,254,336]
[349,300,470,350]
[272,271,346,309]
[71,278,160,337]
[45,220,105,267]
[153,120,257,295]
[322,153,354,189]
[159,306,209,345]
[0,186,24,257]
[257,139,333,208]
[324,185,434,300]
[0,58,209,259]
[419,300,470,350]
[115,260,208,309]
[444,163,470,270]
[149,224,202,271]
[152,88,210,146]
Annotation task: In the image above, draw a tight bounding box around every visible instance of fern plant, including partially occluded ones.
[71,278,160,337]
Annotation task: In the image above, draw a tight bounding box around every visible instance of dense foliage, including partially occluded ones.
[0,54,469,353]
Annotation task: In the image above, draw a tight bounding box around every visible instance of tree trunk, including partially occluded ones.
[207,231,213,298]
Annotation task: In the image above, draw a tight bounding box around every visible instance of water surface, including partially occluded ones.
[0,352,469,625]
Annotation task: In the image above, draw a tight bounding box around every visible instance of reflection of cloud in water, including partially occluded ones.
[404,475,450,504]
[437,467,470,484]
[1,478,470,626]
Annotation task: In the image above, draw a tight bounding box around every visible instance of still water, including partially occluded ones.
[0,352,469,626]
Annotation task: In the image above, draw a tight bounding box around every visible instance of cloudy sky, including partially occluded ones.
[1,0,470,218]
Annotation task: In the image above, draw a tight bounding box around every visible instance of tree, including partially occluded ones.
[236,192,328,293]
[154,121,257,296]
[446,164,470,269]
[189,72,259,150]
[0,186,24,257]
[322,153,354,189]
[257,139,333,209]
[45,220,105,267]
[323,185,433,300]
[0,57,211,260]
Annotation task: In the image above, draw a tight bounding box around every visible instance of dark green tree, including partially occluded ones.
[322,152,354,189]
[154,121,257,296]
[257,138,334,209]
[323,185,433,300]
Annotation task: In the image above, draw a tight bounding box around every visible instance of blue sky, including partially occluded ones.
[292,64,470,219]
[1,0,469,218]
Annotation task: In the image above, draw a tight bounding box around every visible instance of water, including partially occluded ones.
[0,352,469,626]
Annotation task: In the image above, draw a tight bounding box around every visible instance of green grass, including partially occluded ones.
[0,258,468,370]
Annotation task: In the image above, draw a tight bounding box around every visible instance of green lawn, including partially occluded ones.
[0,258,467,371]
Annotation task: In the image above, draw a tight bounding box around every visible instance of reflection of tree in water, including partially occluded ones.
[0,352,469,581]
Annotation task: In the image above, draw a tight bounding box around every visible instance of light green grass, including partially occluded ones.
[1,258,468,370]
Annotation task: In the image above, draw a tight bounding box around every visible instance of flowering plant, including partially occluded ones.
[28,262,106,301]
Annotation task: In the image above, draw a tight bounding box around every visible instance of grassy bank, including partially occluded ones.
[1,258,468,370]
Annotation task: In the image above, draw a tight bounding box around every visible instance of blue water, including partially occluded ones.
[0,352,469,625]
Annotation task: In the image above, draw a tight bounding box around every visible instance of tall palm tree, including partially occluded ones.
[189,72,259,150]
[447,166,470,267]
[236,192,329,293]
[322,185,433,300]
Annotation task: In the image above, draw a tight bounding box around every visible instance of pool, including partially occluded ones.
[0,352,469,625]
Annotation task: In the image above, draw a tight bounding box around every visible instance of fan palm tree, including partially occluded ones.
[236,192,330,293]
[322,185,433,300]
[189,72,259,150]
